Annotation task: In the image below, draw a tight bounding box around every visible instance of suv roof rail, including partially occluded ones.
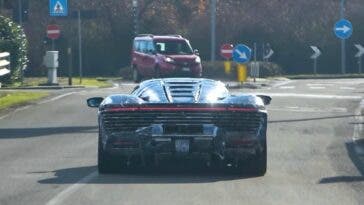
[137,34,154,37]
[166,35,183,38]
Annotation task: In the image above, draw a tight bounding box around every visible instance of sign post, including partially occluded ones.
[310,46,322,75]
[220,44,233,74]
[232,44,252,83]
[355,44,364,74]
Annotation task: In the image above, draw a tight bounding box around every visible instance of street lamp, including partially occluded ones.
[132,0,139,36]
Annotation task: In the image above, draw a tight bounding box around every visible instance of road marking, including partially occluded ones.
[340,87,355,90]
[46,171,97,205]
[253,92,362,100]
[272,80,293,88]
[309,86,326,89]
[38,92,76,105]
[0,114,9,120]
[307,83,334,87]
[269,106,348,113]
[279,86,295,89]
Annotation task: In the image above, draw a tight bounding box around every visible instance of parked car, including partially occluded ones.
[131,34,202,82]
[87,78,271,175]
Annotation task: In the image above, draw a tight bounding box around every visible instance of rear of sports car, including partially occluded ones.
[98,104,267,175]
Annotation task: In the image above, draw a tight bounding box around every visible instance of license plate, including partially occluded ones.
[182,67,190,72]
[175,139,190,153]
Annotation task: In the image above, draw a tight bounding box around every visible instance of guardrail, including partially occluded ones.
[0,52,11,87]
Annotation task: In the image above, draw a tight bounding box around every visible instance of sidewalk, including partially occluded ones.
[225,77,289,89]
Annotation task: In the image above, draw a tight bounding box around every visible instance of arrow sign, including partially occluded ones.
[355,44,364,58]
[310,46,321,59]
[232,44,252,64]
[263,49,274,60]
[334,19,353,40]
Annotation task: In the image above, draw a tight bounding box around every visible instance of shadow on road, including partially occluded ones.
[0,126,97,139]
[37,165,258,185]
[269,114,362,124]
[318,140,364,184]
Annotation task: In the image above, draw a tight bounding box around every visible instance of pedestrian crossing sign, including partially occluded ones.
[49,0,68,16]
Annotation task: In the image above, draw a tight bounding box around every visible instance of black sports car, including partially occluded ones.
[87,78,271,175]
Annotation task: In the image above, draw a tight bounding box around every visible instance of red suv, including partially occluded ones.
[131,34,202,82]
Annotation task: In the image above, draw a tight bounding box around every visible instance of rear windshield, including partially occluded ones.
[154,40,193,55]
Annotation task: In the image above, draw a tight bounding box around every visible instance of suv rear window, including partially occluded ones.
[154,40,193,55]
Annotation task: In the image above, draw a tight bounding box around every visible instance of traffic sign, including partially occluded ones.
[355,44,364,58]
[49,0,68,16]
[220,44,234,60]
[310,46,321,59]
[232,44,252,63]
[47,24,60,40]
[334,19,353,40]
[263,48,274,60]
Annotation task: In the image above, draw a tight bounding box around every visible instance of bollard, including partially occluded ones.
[237,64,247,83]
[224,61,231,74]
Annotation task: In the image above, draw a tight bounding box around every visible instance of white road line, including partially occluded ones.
[13,105,31,113]
[38,92,76,105]
[46,171,98,205]
[309,86,326,89]
[307,83,334,87]
[272,80,293,88]
[253,92,362,100]
[340,87,355,90]
[0,114,9,120]
[269,106,348,113]
[279,86,295,89]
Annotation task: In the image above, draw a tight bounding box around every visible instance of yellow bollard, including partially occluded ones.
[224,61,231,74]
[237,64,247,82]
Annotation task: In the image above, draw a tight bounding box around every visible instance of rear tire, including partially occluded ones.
[132,66,141,83]
[98,137,122,174]
[251,140,267,176]
[154,66,161,78]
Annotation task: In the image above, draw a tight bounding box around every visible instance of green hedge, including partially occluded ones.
[0,15,28,84]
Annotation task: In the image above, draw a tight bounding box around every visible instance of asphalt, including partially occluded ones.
[0,78,363,205]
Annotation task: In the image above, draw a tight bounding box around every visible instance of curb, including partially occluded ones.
[0,85,86,90]
[226,82,261,89]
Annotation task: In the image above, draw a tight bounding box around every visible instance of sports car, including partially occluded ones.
[87,78,271,175]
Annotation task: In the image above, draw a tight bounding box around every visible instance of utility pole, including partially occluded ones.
[210,0,216,61]
[340,0,346,74]
[18,0,23,85]
[132,0,139,36]
[18,0,22,25]
[78,10,83,84]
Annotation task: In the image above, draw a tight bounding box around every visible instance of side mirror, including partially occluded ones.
[257,95,272,105]
[194,49,199,56]
[87,97,104,108]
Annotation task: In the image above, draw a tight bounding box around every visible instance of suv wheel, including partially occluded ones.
[154,66,161,78]
[132,66,141,83]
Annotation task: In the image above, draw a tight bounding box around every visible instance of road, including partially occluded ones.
[0,78,363,205]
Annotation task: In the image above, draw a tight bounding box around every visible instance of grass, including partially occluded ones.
[15,77,118,88]
[0,91,49,110]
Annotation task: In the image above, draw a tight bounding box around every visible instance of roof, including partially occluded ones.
[134,34,186,41]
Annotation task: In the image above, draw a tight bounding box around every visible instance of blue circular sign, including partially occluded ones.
[334,19,353,40]
[232,44,252,63]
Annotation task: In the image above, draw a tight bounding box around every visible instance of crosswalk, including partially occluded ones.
[277,83,358,91]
